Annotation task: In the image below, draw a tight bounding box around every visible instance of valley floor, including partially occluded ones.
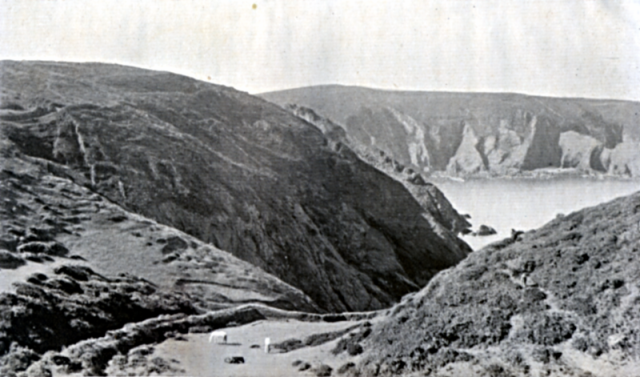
[147,319,367,377]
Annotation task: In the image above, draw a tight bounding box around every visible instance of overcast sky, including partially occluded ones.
[1,0,639,100]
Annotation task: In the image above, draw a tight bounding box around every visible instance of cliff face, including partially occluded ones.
[261,86,640,177]
[0,61,470,313]
[286,104,471,237]
[352,191,640,376]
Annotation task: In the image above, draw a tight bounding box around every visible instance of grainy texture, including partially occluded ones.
[355,191,640,376]
[0,61,470,312]
[262,85,640,177]
[285,104,472,237]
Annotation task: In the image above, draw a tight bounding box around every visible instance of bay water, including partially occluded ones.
[431,177,640,250]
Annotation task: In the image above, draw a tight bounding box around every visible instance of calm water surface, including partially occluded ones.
[431,177,640,250]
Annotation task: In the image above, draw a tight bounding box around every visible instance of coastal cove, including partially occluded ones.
[431,176,640,250]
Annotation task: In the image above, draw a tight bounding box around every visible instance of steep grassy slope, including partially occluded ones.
[0,138,323,375]
[261,85,640,177]
[352,191,640,376]
[0,142,318,312]
[26,190,634,377]
[0,61,470,312]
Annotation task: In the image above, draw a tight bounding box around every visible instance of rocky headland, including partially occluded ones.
[285,103,472,237]
[261,85,640,178]
[0,61,470,314]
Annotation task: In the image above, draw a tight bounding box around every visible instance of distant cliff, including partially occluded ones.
[261,86,640,177]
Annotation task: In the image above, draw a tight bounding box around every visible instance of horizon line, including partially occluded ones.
[2,58,639,104]
[257,83,640,104]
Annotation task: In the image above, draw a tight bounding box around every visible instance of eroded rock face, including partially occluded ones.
[0,61,470,312]
[446,123,487,176]
[261,86,640,177]
[601,139,640,177]
[286,104,472,237]
[355,191,640,376]
[559,131,602,170]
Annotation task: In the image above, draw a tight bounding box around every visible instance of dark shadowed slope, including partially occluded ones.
[0,142,318,312]
[261,85,640,177]
[351,191,640,376]
[285,103,472,237]
[0,61,470,312]
[0,141,322,375]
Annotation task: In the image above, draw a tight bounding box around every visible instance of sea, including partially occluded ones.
[431,176,640,250]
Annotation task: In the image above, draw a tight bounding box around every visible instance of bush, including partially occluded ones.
[347,343,363,356]
[337,362,355,375]
[530,313,576,346]
[0,250,25,269]
[313,364,332,377]
[272,338,303,353]
[17,241,68,256]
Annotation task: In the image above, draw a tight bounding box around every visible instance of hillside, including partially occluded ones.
[285,103,472,236]
[351,190,640,376]
[15,188,634,377]
[0,142,318,311]
[261,85,640,178]
[0,61,470,313]
[0,140,322,375]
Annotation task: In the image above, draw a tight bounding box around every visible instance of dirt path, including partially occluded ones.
[151,319,365,377]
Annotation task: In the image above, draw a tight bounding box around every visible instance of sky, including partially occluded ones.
[1,0,640,100]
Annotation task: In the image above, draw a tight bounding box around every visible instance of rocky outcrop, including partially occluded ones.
[353,190,640,376]
[446,123,486,176]
[601,139,640,177]
[472,224,497,236]
[285,104,471,237]
[559,131,604,171]
[0,61,470,312]
[261,86,640,177]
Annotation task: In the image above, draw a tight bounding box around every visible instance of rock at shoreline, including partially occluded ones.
[472,224,497,236]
